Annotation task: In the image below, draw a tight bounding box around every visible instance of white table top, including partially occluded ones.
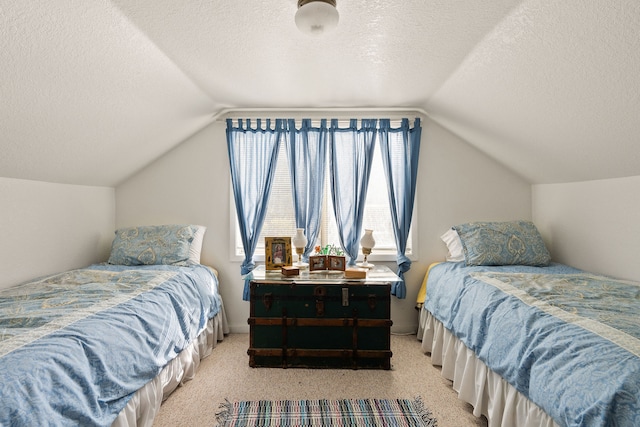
[243,264,401,283]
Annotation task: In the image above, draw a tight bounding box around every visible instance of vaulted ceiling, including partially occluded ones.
[2,1,639,187]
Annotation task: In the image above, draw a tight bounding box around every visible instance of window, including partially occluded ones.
[232,135,416,262]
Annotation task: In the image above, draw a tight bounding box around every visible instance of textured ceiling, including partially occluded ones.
[1,0,639,186]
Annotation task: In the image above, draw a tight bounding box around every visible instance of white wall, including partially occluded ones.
[116,118,532,334]
[0,177,115,290]
[533,176,640,282]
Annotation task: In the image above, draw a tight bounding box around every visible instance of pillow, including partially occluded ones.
[453,220,551,266]
[440,228,465,262]
[107,224,196,266]
[188,225,206,264]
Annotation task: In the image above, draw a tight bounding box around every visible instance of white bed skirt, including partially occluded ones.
[417,309,559,427]
[112,303,230,427]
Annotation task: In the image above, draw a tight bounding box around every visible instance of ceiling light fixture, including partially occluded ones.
[295,0,339,36]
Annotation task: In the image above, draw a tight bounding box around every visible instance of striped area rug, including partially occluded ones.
[215,397,438,427]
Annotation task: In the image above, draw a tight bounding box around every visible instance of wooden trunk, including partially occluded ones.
[248,280,392,369]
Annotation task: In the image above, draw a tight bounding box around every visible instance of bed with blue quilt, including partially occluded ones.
[417,221,640,427]
[0,224,228,427]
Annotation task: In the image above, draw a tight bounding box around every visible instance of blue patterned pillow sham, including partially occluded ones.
[107,224,195,266]
[453,220,551,266]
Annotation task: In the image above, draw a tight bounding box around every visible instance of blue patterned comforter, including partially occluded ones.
[423,262,640,427]
[0,263,222,426]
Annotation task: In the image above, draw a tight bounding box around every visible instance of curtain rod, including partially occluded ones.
[211,107,430,122]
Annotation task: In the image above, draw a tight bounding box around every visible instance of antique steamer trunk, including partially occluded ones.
[248,280,392,369]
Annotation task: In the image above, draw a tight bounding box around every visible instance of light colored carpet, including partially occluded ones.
[152,333,487,427]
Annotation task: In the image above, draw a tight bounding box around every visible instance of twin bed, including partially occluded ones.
[0,224,228,426]
[418,221,640,427]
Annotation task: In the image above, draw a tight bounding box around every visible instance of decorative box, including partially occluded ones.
[344,267,367,279]
[281,266,300,277]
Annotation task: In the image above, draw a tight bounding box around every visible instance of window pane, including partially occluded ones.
[361,148,396,250]
[257,141,296,249]
[235,136,412,257]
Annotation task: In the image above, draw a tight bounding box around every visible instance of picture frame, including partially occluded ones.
[309,255,328,271]
[265,237,292,271]
[328,255,346,271]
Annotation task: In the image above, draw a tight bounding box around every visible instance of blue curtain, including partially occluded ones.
[284,119,328,260]
[378,118,422,298]
[226,119,283,300]
[329,119,378,265]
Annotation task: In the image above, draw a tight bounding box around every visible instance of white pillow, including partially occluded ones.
[440,228,464,262]
[188,225,206,264]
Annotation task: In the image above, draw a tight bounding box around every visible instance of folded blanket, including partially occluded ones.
[415,262,441,309]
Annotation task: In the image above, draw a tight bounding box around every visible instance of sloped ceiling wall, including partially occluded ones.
[1,0,639,187]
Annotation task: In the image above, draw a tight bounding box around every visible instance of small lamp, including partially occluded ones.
[295,0,339,36]
[357,229,375,268]
[292,228,309,268]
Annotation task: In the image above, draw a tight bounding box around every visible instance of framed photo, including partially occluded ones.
[328,255,346,271]
[265,237,292,271]
[309,255,328,271]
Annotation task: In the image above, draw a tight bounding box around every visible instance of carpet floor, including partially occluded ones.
[153,333,487,427]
